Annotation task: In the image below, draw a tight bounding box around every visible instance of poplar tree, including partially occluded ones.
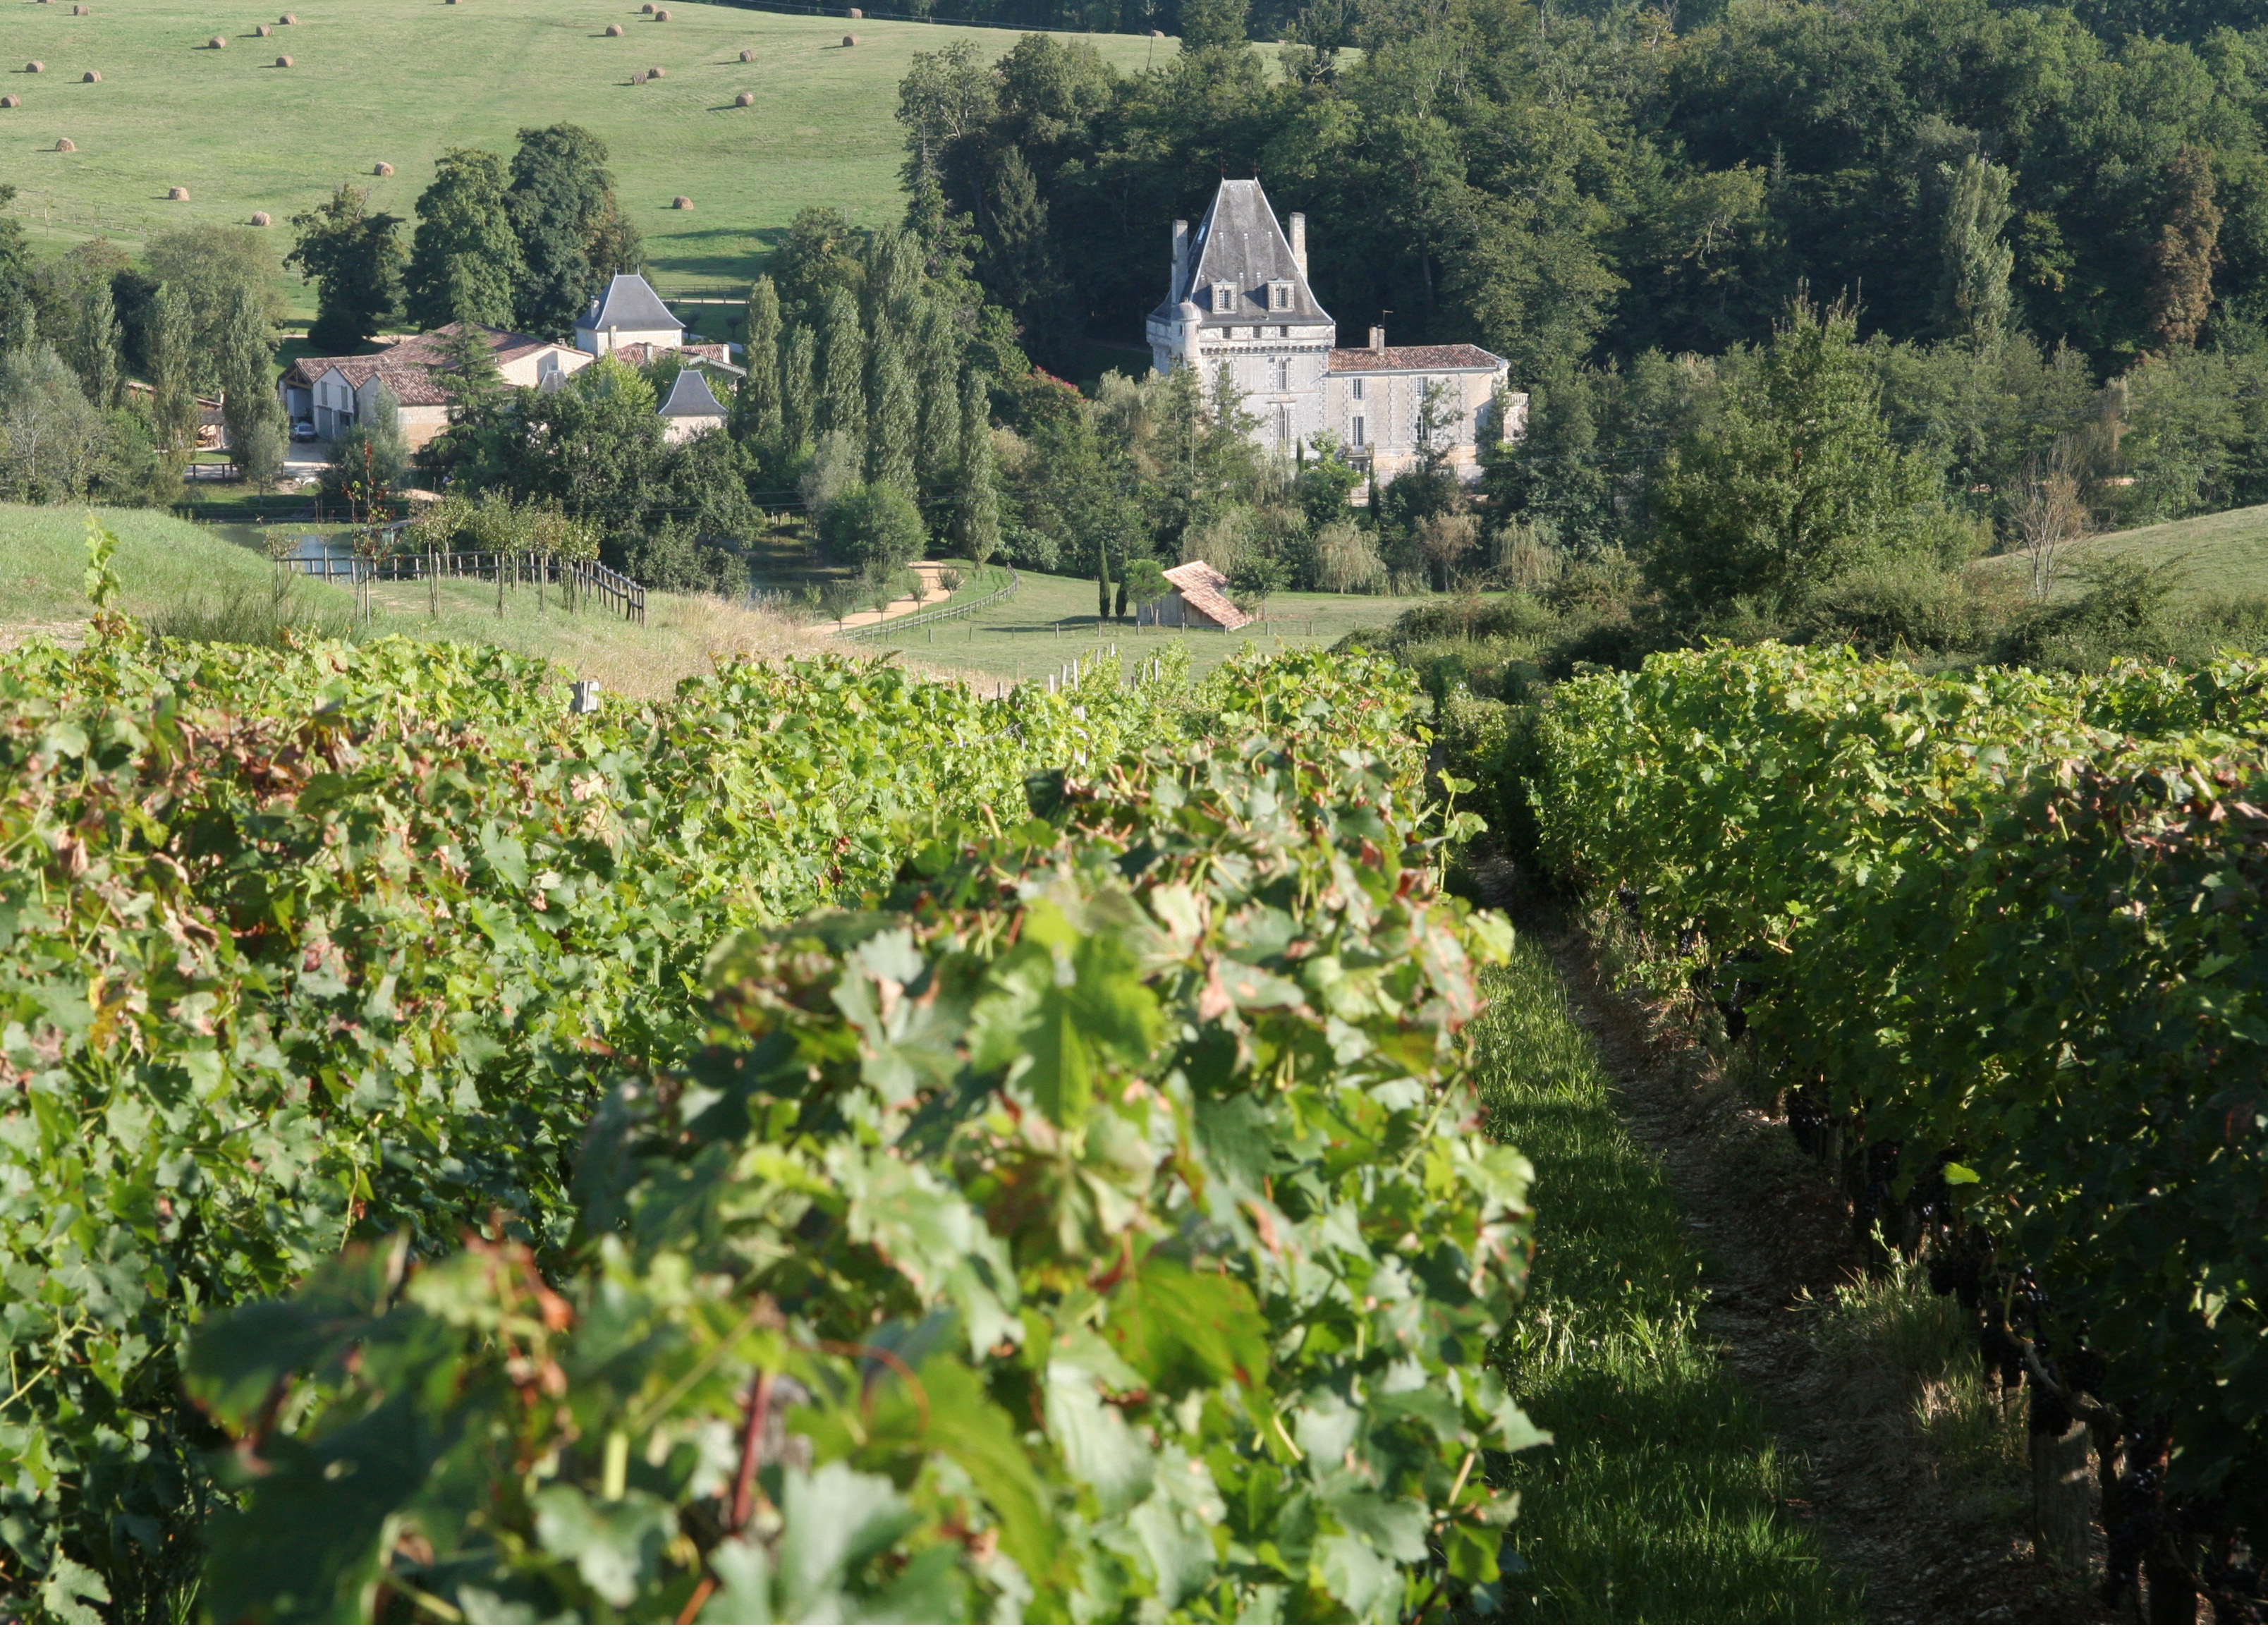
[69,281,122,410]
[956,367,999,566]
[865,306,918,496]
[817,286,865,447]
[214,282,287,484]
[779,322,817,467]
[734,276,785,453]
[1934,155,2015,349]
[147,284,198,461]
[913,303,961,508]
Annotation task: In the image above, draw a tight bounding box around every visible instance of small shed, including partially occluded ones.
[657,367,726,443]
[1140,559,1254,631]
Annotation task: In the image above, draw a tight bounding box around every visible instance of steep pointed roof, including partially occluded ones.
[579,273,683,336]
[1162,560,1255,630]
[658,367,726,418]
[1171,180,1330,328]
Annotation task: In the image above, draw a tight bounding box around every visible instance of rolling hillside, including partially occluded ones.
[0,0,1166,312]
[2050,501,2268,599]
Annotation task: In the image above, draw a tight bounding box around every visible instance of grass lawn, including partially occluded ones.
[1474,938,1855,1623]
[0,503,829,695]
[1972,500,2268,602]
[0,0,1167,314]
[843,567,1425,684]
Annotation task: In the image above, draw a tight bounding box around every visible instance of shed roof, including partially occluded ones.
[1163,559,1255,630]
[580,273,683,336]
[659,367,726,418]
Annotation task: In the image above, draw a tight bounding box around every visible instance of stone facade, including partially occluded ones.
[1145,179,1523,481]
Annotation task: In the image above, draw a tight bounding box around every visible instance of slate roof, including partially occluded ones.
[1327,343,1505,372]
[1157,180,1330,329]
[1163,560,1254,630]
[659,367,726,419]
[579,273,683,336]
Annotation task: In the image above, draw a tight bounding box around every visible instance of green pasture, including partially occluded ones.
[841,567,1425,684]
[2054,501,2268,599]
[0,0,1168,315]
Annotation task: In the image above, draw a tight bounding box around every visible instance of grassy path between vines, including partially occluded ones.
[1473,933,1857,1622]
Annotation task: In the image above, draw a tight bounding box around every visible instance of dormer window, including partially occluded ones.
[1212,283,1236,315]
[1268,281,1292,311]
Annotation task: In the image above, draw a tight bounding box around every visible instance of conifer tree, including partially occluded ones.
[2145,145,2221,355]
[214,281,286,484]
[734,276,785,452]
[865,305,918,496]
[956,367,999,566]
[818,286,867,448]
[779,322,817,467]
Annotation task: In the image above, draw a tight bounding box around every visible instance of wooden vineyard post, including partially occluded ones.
[429,549,438,618]
[538,554,546,614]
[2032,1419,2091,1572]
[496,554,505,619]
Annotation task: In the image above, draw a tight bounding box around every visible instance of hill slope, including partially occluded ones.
[2054,502,2268,599]
[0,0,1165,307]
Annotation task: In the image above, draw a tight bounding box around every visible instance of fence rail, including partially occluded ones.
[837,567,1019,642]
[286,547,648,625]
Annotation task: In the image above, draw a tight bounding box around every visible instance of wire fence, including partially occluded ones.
[836,566,1019,640]
[286,547,649,625]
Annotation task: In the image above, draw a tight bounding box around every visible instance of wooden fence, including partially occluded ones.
[286,547,647,626]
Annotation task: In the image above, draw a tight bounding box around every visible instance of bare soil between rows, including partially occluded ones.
[1492,867,2109,1625]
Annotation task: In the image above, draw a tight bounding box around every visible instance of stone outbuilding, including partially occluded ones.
[1137,560,1254,631]
[278,322,591,447]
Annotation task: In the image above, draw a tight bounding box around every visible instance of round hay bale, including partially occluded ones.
[630,68,644,82]
[81,69,99,80]
[738,46,754,59]
[733,89,752,105]
[168,184,189,198]
[652,6,668,17]
[645,62,662,75]
[206,35,224,47]
[640,3,652,11]
[1150,27,1163,34]
[274,52,291,65]
[279,11,296,21]
[255,22,272,33]
[71,6,89,15]
[604,21,622,33]
[671,194,692,209]
[846,6,861,16]
[0,95,16,107]
[25,61,44,73]
[56,136,75,150]
[250,209,271,225]
[841,32,856,44]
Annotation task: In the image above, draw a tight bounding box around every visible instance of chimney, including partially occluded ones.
[1369,325,1385,351]
[1171,219,1190,302]
[1288,212,1307,278]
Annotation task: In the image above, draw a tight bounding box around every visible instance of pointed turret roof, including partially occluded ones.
[579,273,683,336]
[1162,180,1331,327]
[658,367,725,418]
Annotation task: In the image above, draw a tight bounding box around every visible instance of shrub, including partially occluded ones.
[819,479,925,574]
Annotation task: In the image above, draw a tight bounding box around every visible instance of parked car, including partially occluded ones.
[291,419,317,443]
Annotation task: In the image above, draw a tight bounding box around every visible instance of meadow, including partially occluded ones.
[0,0,1166,314]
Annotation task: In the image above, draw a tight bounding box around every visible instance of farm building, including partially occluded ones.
[1145,179,1525,482]
[575,273,688,356]
[279,323,591,447]
[1137,560,1255,631]
[657,367,726,443]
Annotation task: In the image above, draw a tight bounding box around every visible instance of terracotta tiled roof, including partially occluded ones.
[1327,343,1504,372]
[1163,560,1255,630]
[611,340,732,369]
[281,323,578,406]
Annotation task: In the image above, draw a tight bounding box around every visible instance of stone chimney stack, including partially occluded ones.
[1171,219,1190,302]
[1288,212,1307,278]
[1369,325,1385,351]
